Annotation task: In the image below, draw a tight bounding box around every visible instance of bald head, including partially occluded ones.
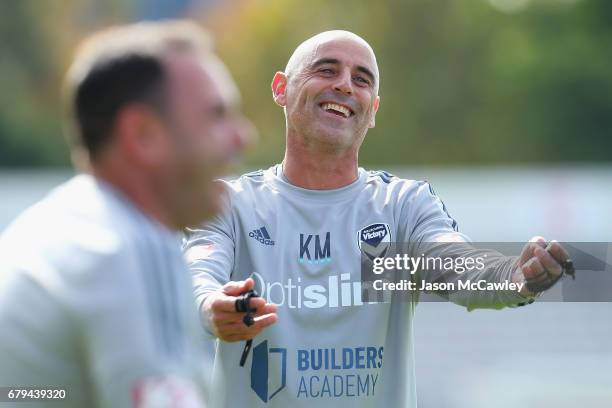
[285,30,380,93]
[271,29,381,156]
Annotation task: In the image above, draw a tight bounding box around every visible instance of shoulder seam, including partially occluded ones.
[367,169,397,184]
[424,181,459,232]
[242,169,265,179]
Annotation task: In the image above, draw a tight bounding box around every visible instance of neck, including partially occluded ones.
[282,135,359,190]
[91,155,175,230]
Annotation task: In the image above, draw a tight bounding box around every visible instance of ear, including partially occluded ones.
[368,96,380,128]
[271,71,288,107]
[115,104,168,167]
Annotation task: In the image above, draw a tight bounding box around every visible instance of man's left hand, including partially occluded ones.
[513,236,571,297]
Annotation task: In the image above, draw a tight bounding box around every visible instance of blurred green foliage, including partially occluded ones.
[1,0,610,167]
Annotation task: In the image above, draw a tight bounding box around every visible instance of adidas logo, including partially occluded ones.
[249,226,275,246]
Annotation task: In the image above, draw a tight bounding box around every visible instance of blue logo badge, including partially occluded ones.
[251,340,287,402]
[358,223,391,261]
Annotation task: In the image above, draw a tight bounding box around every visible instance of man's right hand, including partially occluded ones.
[202,278,278,342]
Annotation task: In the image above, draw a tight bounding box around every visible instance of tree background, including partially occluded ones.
[1,0,610,168]
[1,4,610,407]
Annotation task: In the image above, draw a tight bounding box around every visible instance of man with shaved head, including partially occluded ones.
[185,30,571,407]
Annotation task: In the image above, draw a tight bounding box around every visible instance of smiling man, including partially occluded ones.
[0,21,252,408]
[184,30,571,407]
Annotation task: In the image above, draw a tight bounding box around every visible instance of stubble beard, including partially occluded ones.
[289,108,367,155]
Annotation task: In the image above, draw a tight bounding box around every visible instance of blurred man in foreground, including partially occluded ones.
[0,21,251,407]
[184,30,571,407]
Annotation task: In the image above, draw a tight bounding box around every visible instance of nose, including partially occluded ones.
[333,69,353,95]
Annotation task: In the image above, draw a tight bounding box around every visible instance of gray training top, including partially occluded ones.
[184,165,529,408]
[0,175,207,408]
